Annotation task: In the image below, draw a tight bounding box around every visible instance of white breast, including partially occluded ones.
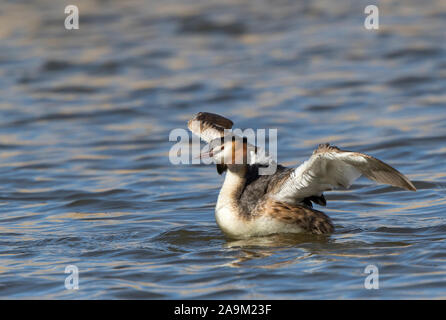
[214,167,305,239]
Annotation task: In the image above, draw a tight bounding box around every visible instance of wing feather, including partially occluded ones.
[187,112,233,142]
[274,143,416,204]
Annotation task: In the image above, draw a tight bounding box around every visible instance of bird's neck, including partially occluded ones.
[216,165,247,211]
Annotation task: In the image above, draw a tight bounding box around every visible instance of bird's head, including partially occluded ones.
[200,135,254,166]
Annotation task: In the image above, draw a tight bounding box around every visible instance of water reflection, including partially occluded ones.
[223,234,330,268]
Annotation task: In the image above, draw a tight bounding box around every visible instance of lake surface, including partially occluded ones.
[0,0,445,299]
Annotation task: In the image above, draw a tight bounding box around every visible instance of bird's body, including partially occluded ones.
[187,112,416,239]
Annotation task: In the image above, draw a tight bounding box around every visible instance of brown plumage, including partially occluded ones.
[253,199,334,234]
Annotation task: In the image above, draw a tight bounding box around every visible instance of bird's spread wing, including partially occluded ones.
[187,112,233,143]
[274,143,416,204]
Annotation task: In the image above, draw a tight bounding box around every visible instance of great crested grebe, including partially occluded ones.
[187,112,416,239]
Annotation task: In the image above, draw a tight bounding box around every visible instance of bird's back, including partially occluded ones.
[238,164,293,215]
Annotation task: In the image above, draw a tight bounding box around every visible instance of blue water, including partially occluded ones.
[0,0,445,299]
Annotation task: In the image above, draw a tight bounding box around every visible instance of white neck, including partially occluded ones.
[216,166,247,212]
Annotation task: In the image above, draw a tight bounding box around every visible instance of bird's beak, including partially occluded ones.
[195,151,213,159]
